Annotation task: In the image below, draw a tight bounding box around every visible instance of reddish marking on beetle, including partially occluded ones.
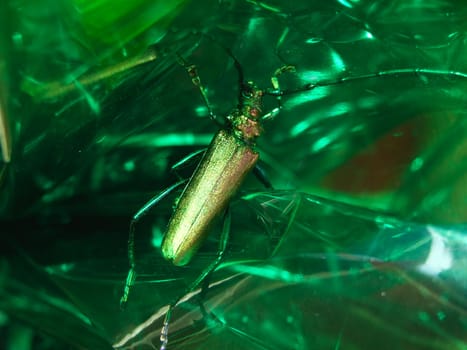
[249,107,259,118]
[239,118,262,140]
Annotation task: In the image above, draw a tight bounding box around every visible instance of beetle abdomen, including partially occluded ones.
[162,129,259,266]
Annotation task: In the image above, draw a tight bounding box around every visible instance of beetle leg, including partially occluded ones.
[176,54,224,127]
[170,147,207,181]
[160,207,231,349]
[120,179,188,308]
[253,164,273,189]
[262,65,296,121]
[261,106,281,121]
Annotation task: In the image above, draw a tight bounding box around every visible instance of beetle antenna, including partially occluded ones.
[199,33,246,103]
[265,68,467,96]
[226,48,245,89]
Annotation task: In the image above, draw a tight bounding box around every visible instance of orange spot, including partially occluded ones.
[322,115,430,193]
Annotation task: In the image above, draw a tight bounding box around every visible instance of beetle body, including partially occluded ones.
[162,81,264,266]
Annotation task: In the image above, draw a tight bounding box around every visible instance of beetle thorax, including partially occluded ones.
[228,81,264,144]
[229,112,263,143]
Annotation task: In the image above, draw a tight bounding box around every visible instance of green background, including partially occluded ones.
[0,0,466,349]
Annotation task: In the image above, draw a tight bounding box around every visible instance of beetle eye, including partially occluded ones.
[242,83,255,98]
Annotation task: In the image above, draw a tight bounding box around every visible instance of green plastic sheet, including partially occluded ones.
[0,0,466,349]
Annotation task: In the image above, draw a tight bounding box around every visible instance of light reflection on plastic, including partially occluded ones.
[357,96,379,109]
[118,133,212,147]
[152,225,163,249]
[311,136,332,153]
[417,226,453,276]
[365,30,374,39]
[287,68,332,110]
[59,263,75,273]
[305,37,322,44]
[311,125,347,153]
[290,119,311,136]
[293,101,348,144]
[298,69,329,84]
[230,264,305,283]
[74,80,100,115]
[289,99,341,137]
[123,160,135,171]
[375,216,398,229]
[12,32,23,46]
[330,51,346,72]
[286,87,331,113]
[328,102,351,117]
[337,0,353,9]
[410,157,424,172]
[195,105,208,117]
[246,17,262,38]
[437,311,447,321]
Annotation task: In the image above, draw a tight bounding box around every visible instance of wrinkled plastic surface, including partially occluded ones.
[1,0,466,349]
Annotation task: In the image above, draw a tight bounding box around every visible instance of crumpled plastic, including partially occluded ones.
[0,1,466,349]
